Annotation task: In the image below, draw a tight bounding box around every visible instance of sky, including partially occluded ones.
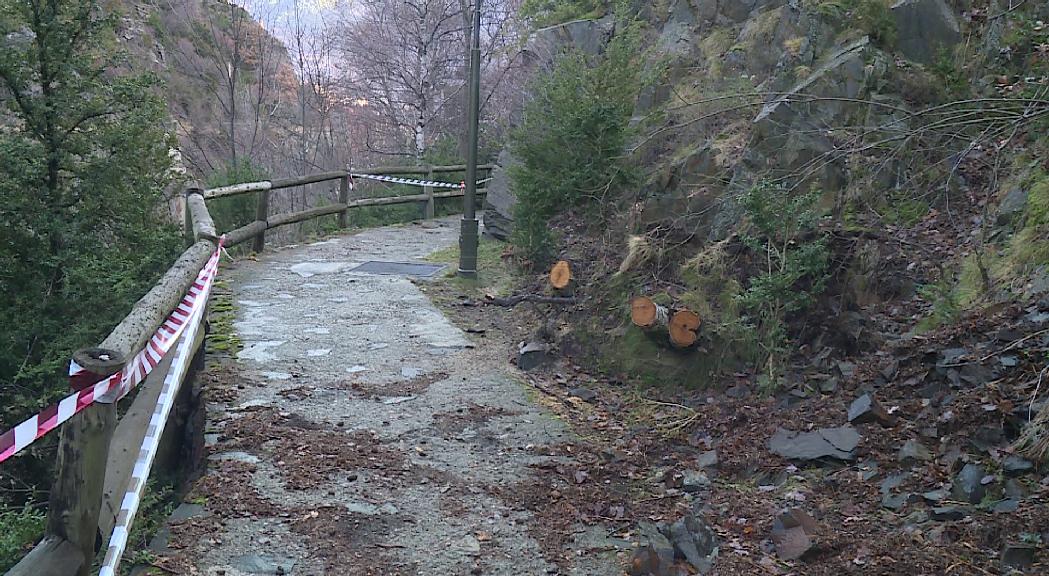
[241,0,346,42]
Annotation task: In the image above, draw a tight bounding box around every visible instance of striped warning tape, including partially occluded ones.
[350,173,466,189]
[0,242,223,465]
[98,267,213,576]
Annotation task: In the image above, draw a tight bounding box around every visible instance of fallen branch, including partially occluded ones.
[939,327,1049,368]
[639,397,701,437]
[147,561,181,575]
[486,294,579,307]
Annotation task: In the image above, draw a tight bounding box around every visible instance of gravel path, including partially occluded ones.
[159,219,624,576]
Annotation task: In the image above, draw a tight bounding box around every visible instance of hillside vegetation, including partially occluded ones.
[0,0,310,566]
[0,1,182,567]
[500,0,1049,389]
[479,0,1049,572]
[2,0,1049,573]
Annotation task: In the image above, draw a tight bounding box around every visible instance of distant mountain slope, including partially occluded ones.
[115,0,302,176]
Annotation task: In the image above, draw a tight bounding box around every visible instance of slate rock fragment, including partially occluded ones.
[952,463,987,504]
[848,393,896,427]
[771,509,819,560]
[1001,544,1037,571]
[898,439,933,463]
[769,426,860,461]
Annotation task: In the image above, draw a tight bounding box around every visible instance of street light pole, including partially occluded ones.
[458,0,482,279]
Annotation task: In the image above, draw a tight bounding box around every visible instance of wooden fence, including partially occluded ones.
[4,164,492,576]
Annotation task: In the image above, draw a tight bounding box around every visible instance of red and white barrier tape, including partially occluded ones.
[0,242,223,465]
[98,273,212,576]
[350,172,471,189]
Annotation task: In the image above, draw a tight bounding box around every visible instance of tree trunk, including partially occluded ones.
[630,296,669,330]
[415,118,426,162]
[631,297,701,348]
[669,310,702,349]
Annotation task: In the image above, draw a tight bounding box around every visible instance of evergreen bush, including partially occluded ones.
[509,2,644,264]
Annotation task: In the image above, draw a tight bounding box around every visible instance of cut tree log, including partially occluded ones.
[669,310,702,348]
[630,296,669,330]
[549,260,573,291]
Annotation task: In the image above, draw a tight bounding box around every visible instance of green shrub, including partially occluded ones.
[146,13,166,42]
[736,183,830,391]
[813,0,896,48]
[510,3,644,264]
[0,505,45,571]
[929,47,970,100]
[205,160,269,235]
[126,482,175,560]
[999,10,1049,99]
[851,0,896,48]
[0,0,182,491]
[916,277,961,331]
[520,0,605,28]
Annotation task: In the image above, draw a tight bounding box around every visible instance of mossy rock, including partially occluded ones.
[596,325,720,388]
[696,27,735,78]
[1005,172,1049,274]
[1026,176,1049,228]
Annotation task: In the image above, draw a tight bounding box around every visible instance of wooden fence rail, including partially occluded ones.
[5,163,492,576]
[202,164,495,200]
[207,164,492,252]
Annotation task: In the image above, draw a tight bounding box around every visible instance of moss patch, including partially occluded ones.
[206,280,241,356]
[956,253,992,307]
[425,237,517,297]
[0,505,44,572]
[697,28,734,78]
[579,242,755,390]
[596,324,719,388]
[1006,172,1049,273]
[881,196,929,227]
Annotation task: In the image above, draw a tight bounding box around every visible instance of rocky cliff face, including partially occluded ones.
[493,0,1049,390]
[486,0,976,241]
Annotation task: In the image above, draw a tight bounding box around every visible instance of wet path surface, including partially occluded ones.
[153,219,623,576]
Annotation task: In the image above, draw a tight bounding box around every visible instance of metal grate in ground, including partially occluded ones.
[350,261,446,277]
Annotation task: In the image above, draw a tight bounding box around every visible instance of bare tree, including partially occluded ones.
[339,0,466,162]
[163,0,285,170]
[335,0,527,164]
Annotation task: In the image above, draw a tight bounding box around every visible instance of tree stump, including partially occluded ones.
[549,260,573,293]
[669,310,701,348]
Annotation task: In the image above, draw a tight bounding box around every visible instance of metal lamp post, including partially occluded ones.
[458,0,482,278]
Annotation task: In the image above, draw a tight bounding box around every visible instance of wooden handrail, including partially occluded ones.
[186,192,217,242]
[203,180,271,200]
[266,203,348,229]
[270,171,347,190]
[223,220,268,247]
[7,164,492,576]
[202,164,495,199]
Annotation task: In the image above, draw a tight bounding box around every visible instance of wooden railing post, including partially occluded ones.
[423,166,435,220]
[253,187,269,252]
[183,190,194,247]
[49,349,122,576]
[338,173,350,229]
